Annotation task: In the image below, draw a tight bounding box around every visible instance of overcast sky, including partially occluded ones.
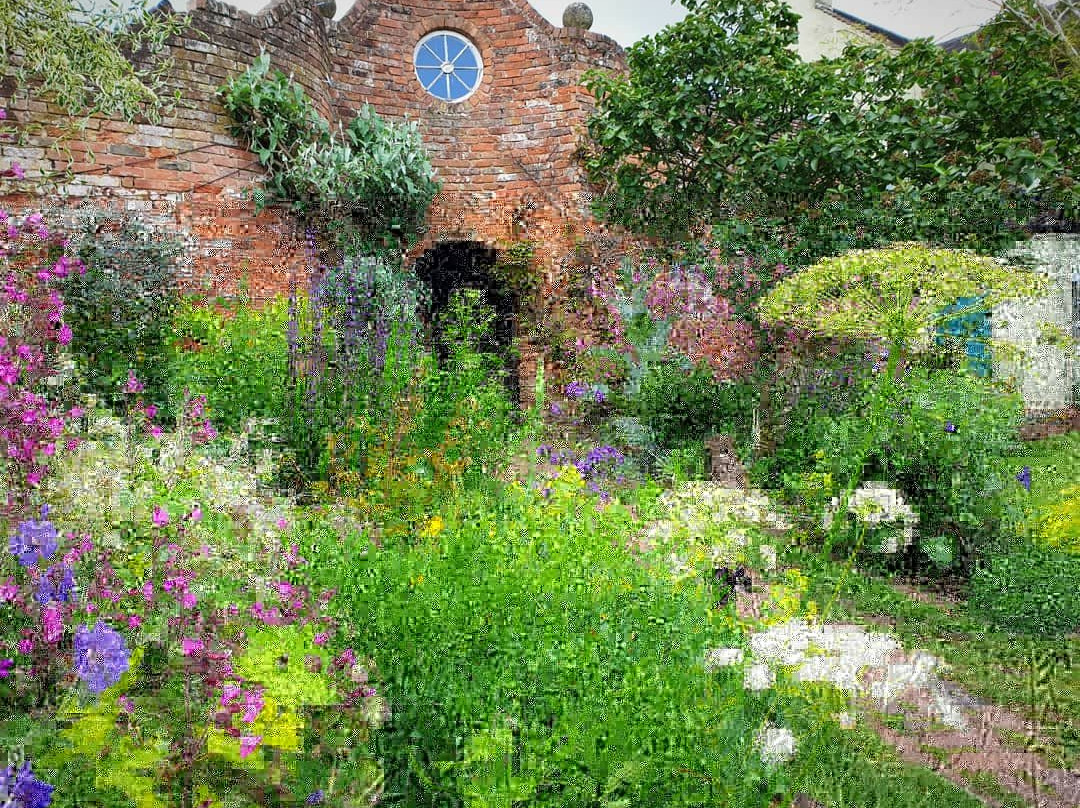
[139,0,1007,47]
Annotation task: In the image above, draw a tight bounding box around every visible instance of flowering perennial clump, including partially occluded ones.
[73,621,130,694]
[0,761,54,808]
[822,482,919,554]
[8,506,59,567]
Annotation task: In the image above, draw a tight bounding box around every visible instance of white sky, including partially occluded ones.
[131,0,1007,47]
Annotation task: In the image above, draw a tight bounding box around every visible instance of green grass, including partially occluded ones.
[1014,431,1080,516]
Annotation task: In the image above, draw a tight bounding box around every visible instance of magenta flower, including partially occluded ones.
[127,614,142,629]
[124,371,144,394]
[16,639,32,655]
[152,506,169,527]
[181,591,197,610]
[143,404,157,419]
[0,659,12,678]
[189,504,203,522]
[148,425,163,438]
[181,638,205,656]
[0,579,18,602]
[119,695,134,714]
[0,109,6,119]
[313,632,329,646]
[42,602,63,644]
[242,689,264,723]
[221,683,242,706]
[276,518,288,530]
[142,581,154,603]
[238,735,262,759]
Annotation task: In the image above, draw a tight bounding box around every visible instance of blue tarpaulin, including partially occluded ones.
[935,295,992,377]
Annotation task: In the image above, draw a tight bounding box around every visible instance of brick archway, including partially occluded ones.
[414,240,520,405]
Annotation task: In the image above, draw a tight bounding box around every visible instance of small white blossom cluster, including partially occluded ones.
[755,724,798,767]
[822,481,919,553]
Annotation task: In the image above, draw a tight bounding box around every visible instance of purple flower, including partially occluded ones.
[306,790,325,805]
[34,563,76,605]
[1016,466,1031,492]
[73,622,130,694]
[0,659,12,678]
[594,387,606,403]
[549,403,562,416]
[944,421,957,434]
[9,506,58,567]
[564,381,588,400]
[0,761,54,808]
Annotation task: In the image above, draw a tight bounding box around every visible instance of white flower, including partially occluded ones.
[758,544,777,571]
[755,724,798,766]
[744,662,775,691]
[832,712,856,730]
[704,647,744,671]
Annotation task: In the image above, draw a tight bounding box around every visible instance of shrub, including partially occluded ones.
[633,357,759,455]
[768,364,1027,578]
[1036,484,1080,555]
[163,293,292,437]
[58,210,184,423]
[966,540,1080,637]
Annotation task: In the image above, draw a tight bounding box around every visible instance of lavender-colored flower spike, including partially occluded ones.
[73,622,130,694]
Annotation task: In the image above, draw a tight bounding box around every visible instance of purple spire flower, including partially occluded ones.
[0,761,55,808]
[73,622,130,694]
[9,506,58,567]
[594,387,606,404]
[944,421,957,434]
[1016,466,1031,492]
[34,563,77,605]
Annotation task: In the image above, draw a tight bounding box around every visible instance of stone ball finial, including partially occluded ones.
[317,0,335,19]
[562,2,593,30]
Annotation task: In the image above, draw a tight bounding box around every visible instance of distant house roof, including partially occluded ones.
[813,0,909,49]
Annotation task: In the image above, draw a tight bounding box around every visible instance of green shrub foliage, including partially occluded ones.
[59,210,185,422]
[967,540,1080,637]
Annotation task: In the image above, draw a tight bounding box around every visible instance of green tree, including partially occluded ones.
[0,0,189,176]
[580,0,1080,252]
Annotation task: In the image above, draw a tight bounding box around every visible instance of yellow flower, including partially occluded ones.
[814,449,825,461]
[419,515,445,539]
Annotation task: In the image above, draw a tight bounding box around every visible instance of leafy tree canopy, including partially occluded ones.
[580,0,1080,257]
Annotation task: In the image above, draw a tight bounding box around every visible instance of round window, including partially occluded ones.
[414,30,483,103]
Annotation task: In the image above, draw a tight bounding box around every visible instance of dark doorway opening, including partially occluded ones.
[414,241,520,406]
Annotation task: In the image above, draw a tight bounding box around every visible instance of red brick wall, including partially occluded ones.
[0,0,638,408]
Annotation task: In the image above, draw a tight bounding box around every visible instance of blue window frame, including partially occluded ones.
[414,31,483,103]
[935,294,992,377]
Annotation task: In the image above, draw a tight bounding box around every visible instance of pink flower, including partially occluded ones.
[313,632,329,646]
[148,425,163,438]
[181,637,205,656]
[144,404,157,419]
[5,162,25,180]
[124,370,144,394]
[57,323,72,346]
[238,735,262,759]
[152,505,169,527]
[0,659,12,678]
[0,579,18,602]
[17,639,32,655]
[42,602,62,643]
[0,109,6,119]
[127,614,142,629]
[221,683,242,706]
[181,591,197,610]
[242,689,264,723]
[142,581,154,603]
[275,581,293,599]
[68,406,84,420]
[189,504,203,522]
[119,695,134,714]
[276,518,288,530]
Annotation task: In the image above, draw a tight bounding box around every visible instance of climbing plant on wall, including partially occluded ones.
[217,51,441,259]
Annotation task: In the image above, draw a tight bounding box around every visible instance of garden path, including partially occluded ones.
[491,440,1079,808]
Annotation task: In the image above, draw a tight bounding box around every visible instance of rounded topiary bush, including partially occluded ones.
[965,540,1080,637]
